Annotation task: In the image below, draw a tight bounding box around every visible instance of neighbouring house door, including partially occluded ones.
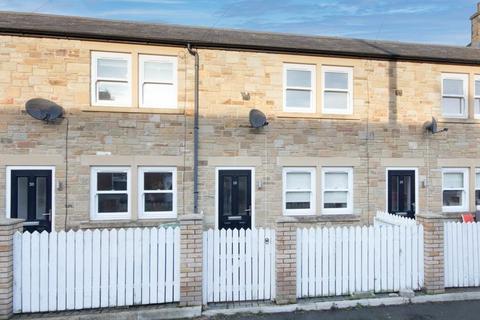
[218,170,252,230]
[10,170,52,232]
[388,170,415,218]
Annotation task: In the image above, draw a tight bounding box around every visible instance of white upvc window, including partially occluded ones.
[90,167,131,220]
[476,168,480,210]
[442,168,469,213]
[91,52,132,107]
[475,75,480,119]
[441,73,468,118]
[139,55,178,108]
[283,167,316,215]
[283,63,316,113]
[322,66,353,115]
[138,167,177,219]
[322,167,353,215]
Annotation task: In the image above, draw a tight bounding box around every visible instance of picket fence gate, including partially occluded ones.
[374,211,416,227]
[444,222,480,288]
[297,224,424,298]
[13,227,180,314]
[202,228,275,304]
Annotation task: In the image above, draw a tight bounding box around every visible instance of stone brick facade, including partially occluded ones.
[0,34,480,231]
[0,219,23,320]
[179,214,203,306]
[417,214,445,294]
[275,218,297,304]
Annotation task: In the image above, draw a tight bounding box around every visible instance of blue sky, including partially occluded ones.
[0,0,478,46]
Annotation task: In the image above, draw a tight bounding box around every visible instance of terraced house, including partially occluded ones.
[1,5,480,318]
[2,10,480,232]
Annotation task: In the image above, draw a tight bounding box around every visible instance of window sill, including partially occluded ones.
[278,214,360,223]
[80,218,178,229]
[277,113,360,121]
[438,118,477,124]
[82,106,185,115]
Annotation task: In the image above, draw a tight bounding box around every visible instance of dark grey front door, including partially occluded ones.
[10,170,52,232]
[388,170,415,219]
[218,170,252,230]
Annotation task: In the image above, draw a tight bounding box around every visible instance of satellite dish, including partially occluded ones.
[25,98,64,122]
[249,109,268,128]
[424,117,448,134]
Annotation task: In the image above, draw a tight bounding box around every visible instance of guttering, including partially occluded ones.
[187,43,199,214]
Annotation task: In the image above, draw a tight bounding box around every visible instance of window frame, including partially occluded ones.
[138,167,177,219]
[282,167,316,216]
[441,73,468,119]
[322,66,354,115]
[321,167,354,215]
[442,167,469,213]
[139,54,178,109]
[475,75,480,119]
[90,166,131,220]
[91,51,132,107]
[283,63,316,113]
[476,168,480,211]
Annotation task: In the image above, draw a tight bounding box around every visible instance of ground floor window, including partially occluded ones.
[322,167,353,215]
[138,167,177,219]
[90,167,131,220]
[282,167,316,216]
[442,168,468,213]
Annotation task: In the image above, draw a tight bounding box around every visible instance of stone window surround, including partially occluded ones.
[322,65,354,115]
[278,157,360,217]
[475,75,480,119]
[476,168,480,211]
[82,155,183,222]
[87,45,183,114]
[441,167,469,213]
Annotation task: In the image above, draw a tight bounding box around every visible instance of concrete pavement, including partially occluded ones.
[204,300,480,319]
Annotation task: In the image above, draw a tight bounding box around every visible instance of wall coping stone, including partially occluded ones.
[179,214,204,222]
[276,215,361,224]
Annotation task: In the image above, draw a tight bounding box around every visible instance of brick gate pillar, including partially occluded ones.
[416,214,445,294]
[0,218,23,320]
[275,217,297,305]
[179,214,203,307]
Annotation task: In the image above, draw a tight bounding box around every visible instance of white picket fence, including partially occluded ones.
[374,211,416,227]
[297,224,424,298]
[444,222,480,288]
[13,227,180,314]
[202,228,275,304]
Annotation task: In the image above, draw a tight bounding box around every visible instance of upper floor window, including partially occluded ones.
[91,52,132,107]
[321,167,353,214]
[90,167,131,220]
[442,168,468,213]
[475,75,480,119]
[283,64,315,113]
[139,55,178,108]
[283,167,316,215]
[442,73,468,118]
[322,66,353,115]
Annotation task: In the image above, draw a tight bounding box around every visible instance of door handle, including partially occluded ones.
[244,208,251,212]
